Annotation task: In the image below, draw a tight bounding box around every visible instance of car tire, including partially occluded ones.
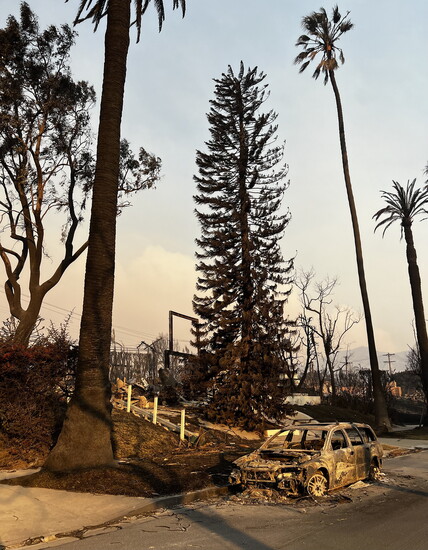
[368,460,381,481]
[306,471,328,497]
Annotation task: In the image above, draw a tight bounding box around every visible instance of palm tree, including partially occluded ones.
[44,0,185,471]
[295,5,391,431]
[374,179,428,407]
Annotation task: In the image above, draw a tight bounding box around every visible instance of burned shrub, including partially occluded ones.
[0,343,77,453]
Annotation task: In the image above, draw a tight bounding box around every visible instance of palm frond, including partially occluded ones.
[323,70,329,85]
[140,0,185,34]
[294,51,309,64]
[302,14,320,34]
[70,0,185,38]
[134,0,143,39]
[71,0,107,29]
[313,64,321,81]
[373,178,428,237]
[332,5,341,24]
[373,211,401,238]
[295,5,353,85]
[298,60,311,74]
[340,21,354,33]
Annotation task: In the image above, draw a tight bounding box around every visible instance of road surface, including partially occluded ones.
[41,451,428,550]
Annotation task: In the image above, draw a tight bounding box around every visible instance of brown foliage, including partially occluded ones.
[0,343,77,458]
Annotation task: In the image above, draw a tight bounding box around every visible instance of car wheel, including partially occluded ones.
[368,460,381,481]
[306,471,328,497]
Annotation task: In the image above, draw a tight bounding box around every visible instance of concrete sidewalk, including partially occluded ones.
[378,436,428,450]
[0,468,146,549]
[0,468,229,550]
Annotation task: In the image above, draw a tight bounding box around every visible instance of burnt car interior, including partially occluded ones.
[260,423,378,457]
[261,427,327,456]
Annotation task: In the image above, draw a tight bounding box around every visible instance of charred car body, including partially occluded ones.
[229,422,383,497]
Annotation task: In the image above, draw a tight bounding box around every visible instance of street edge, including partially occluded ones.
[5,485,233,550]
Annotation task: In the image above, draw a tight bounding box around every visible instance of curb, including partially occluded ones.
[115,484,233,519]
[6,485,233,549]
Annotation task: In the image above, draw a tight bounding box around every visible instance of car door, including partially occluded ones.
[345,427,367,479]
[358,425,382,476]
[329,428,358,488]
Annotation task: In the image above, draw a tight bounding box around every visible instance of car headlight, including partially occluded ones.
[277,470,299,480]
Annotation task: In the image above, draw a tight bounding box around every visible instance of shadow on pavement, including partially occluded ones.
[181,506,275,550]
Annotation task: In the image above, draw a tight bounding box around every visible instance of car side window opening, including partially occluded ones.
[363,427,376,442]
[345,428,364,446]
[331,429,348,450]
[302,430,326,450]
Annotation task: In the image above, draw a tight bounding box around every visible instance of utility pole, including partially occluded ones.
[383,353,396,376]
[343,347,352,378]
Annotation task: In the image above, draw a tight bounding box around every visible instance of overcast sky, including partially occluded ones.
[1,0,427,356]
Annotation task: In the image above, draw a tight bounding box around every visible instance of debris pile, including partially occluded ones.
[112,378,152,410]
[229,487,290,505]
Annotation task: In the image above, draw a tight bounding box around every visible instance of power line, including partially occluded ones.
[0,287,191,344]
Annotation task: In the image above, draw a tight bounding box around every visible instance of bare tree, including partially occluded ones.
[296,269,362,402]
[278,330,307,394]
[297,312,327,397]
[407,344,422,379]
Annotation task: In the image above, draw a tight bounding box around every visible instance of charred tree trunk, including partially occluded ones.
[329,69,391,431]
[11,296,43,346]
[237,83,253,373]
[403,222,428,407]
[44,0,130,471]
[326,357,337,404]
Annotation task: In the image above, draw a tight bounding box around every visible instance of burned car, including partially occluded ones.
[229,422,383,497]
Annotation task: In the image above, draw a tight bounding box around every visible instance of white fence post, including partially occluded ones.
[126,384,132,413]
[153,396,158,424]
[180,409,185,441]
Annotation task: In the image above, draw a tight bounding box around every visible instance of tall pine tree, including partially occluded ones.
[193,63,294,429]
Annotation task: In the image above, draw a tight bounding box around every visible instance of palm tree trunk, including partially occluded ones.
[44,0,131,471]
[328,70,391,431]
[403,223,428,406]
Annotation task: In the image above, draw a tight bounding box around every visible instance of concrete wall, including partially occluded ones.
[285,394,321,406]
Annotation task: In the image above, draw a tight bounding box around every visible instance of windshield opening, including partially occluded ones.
[264,428,327,452]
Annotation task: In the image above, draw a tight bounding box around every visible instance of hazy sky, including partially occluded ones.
[1,0,427,355]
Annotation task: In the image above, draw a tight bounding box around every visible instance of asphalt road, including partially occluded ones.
[44,451,428,550]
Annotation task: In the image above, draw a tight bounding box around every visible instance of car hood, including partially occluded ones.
[234,450,320,469]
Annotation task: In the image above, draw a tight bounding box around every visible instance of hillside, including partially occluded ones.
[336,347,409,374]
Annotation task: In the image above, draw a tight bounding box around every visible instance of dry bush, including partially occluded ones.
[0,343,77,456]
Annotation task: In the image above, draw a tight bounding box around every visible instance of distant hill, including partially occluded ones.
[336,347,409,374]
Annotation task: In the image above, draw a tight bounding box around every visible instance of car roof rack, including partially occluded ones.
[289,420,334,426]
